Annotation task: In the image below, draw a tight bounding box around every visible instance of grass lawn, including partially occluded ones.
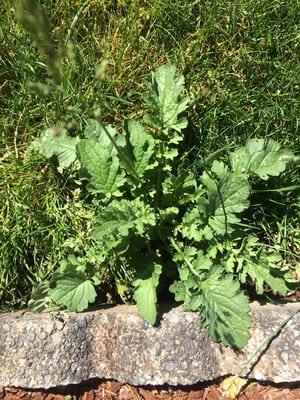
[1,0,300,309]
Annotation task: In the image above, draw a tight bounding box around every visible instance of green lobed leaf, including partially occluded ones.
[49,271,97,312]
[230,138,295,180]
[144,64,190,135]
[173,245,212,274]
[83,119,141,183]
[240,261,289,295]
[170,244,210,310]
[201,268,251,349]
[169,275,200,307]
[162,171,200,207]
[132,258,162,325]
[237,236,289,295]
[77,138,125,197]
[124,120,155,177]
[92,199,156,253]
[200,161,250,235]
[32,127,80,168]
[179,208,204,242]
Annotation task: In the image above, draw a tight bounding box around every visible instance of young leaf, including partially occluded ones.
[144,64,190,135]
[162,171,199,207]
[77,139,125,196]
[230,138,295,180]
[132,259,162,325]
[92,199,156,253]
[49,271,97,312]
[170,245,211,310]
[201,268,251,349]
[169,275,200,306]
[179,208,205,242]
[241,260,289,295]
[32,127,80,168]
[238,238,290,295]
[124,120,155,177]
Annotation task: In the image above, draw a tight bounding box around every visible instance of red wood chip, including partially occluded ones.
[0,381,299,400]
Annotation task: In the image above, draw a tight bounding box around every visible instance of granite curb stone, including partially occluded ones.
[0,302,299,389]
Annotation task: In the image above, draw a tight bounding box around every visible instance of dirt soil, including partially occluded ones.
[1,379,300,400]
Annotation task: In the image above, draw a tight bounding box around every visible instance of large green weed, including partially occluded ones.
[32,64,298,349]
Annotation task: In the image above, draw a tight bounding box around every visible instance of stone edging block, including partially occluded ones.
[0,302,299,388]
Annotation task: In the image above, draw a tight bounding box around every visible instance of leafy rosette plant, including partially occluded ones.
[32,64,296,349]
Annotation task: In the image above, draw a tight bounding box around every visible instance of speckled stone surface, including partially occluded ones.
[0,303,299,389]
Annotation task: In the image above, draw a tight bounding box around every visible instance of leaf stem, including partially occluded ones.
[170,237,202,279]
[154,139,165,210]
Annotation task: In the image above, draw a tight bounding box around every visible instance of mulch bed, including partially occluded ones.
[1,379,300,400]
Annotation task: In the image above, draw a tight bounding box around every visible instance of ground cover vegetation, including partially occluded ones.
[1,0,300,348]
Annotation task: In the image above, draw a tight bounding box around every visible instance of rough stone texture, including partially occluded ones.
[0,302,299,389]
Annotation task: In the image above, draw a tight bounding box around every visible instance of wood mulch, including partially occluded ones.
[1,379,300,400]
